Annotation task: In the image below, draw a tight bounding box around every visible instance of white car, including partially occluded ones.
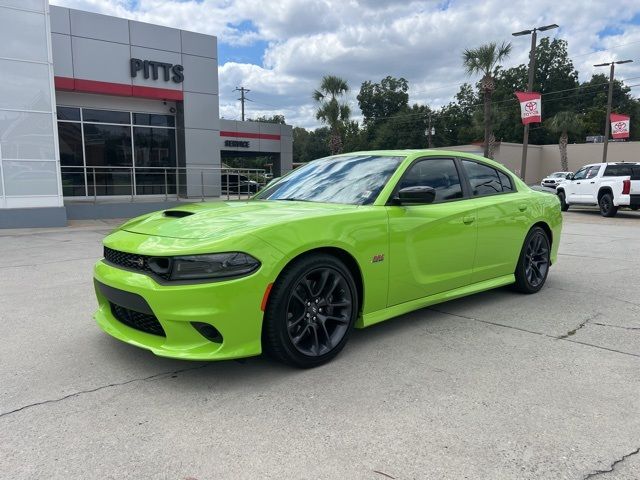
[556,162,640,217]
[541,171,572,189]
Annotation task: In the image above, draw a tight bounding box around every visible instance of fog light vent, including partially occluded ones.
[191,322,223,343]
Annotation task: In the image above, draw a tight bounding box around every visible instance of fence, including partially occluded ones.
[60,166,268,202]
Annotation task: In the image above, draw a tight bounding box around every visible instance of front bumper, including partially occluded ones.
[93,258,270,361]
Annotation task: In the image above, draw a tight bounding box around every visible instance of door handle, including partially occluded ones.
[518,204,528,212]
[576,182,581,184]
[462,215,475,225]
[590,181,595,184]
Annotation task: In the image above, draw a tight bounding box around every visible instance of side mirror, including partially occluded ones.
[394,186,436,205]
[565,174,573,180]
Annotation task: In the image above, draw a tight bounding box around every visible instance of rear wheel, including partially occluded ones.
[599,192,618,217]
[557,191,569,211]
[262,253,358,368]
[512,226,551,294]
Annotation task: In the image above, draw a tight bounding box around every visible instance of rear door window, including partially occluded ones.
[461,160,503,197]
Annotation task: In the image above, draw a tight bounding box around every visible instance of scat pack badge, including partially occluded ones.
[371,254,385,263]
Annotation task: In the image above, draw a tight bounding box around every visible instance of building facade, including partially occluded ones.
[0,0,292,228]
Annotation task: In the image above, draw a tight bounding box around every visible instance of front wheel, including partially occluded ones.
[599,193,618,217]
[262,254,358,368]
[557,191,569,211]
[512,226,551,294]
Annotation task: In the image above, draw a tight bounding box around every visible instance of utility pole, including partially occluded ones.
[426,112,434,148]
[594,59,633,163]
[512,23,558,182]
[234,86,250,121]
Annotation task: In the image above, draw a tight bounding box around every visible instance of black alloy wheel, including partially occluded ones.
[599,192,618,217]
[512,226,551,294]
[262,253,358,368]
[286,267,352,357]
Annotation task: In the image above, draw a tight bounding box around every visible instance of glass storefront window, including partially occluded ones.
[57,107,80,122]
[83,124,133,166]
[82,109,130,124]
[133,113,176,127]
[56,106,176,197]
[57,122,85,196]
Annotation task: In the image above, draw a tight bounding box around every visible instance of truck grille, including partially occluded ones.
[110,303,166,337]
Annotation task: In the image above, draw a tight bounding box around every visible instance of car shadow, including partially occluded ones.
[97,287,516,390]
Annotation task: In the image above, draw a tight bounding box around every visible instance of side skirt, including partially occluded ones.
[357,274,515,328]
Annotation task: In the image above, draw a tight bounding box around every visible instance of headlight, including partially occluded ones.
[160,252,260,281]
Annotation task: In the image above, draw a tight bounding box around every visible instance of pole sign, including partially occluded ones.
[515,91,542,124]
[610,113,630,139]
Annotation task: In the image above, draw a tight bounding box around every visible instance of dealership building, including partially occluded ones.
[0,0,292,227]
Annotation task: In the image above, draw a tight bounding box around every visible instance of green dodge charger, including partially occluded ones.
[94,150,562,367]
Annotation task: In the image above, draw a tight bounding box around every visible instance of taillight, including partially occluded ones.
[622,179,631,195]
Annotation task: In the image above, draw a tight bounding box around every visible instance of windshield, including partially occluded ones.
[254,154,404,205]
[551,172,567,178]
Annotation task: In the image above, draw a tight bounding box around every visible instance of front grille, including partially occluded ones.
[103,246,170,280]
[110,302,166,336]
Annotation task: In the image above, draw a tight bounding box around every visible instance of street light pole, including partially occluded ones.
[520,29,537,182]
[512,23,558,182]
[594,59,633,163]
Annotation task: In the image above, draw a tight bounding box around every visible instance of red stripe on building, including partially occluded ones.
[220,131,281,141]
[54,76,184,101]
[54,76,75,90]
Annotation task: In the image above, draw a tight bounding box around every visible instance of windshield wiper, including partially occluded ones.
[275,197,312,202]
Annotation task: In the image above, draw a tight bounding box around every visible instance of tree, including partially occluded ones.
[313,75,351,154]
[547,111,583,171]
[357,76,409,126]
[249,114,286,124]
[462,41,511,158]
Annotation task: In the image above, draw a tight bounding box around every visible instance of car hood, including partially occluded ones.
[121,201,357,240]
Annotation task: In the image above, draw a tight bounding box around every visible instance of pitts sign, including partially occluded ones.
[130,58,184,83]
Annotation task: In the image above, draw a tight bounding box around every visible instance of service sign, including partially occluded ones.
[515,91,542,125]
[610,113,630,139]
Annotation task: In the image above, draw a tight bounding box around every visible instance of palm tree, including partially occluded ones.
[462,41,511,158]
[313,75,350,154]
[547,111,583,171]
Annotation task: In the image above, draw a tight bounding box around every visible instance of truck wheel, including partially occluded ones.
[598,192,618,217]
[599,192,618,217]
[557,191,569,212]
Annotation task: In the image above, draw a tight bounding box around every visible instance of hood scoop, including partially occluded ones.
[163,210,194,218]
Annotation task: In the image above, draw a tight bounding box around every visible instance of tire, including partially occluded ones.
[599,192,618,217]
[262,253,358,368]
[557,191,569,211]
[512,226,551,294]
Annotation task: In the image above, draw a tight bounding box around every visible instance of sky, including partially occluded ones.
[51,0,640,129]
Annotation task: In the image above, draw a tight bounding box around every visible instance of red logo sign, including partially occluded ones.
[525,101,537,112]
[613,122,626,132]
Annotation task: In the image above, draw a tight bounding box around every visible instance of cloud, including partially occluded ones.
[52,0,640,129]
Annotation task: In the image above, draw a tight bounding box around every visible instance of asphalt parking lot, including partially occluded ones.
[1,208,639,480]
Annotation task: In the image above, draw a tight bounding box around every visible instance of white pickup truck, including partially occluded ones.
[556,162,640,217]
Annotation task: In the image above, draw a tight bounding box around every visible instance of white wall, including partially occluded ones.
[0,0,62,210]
